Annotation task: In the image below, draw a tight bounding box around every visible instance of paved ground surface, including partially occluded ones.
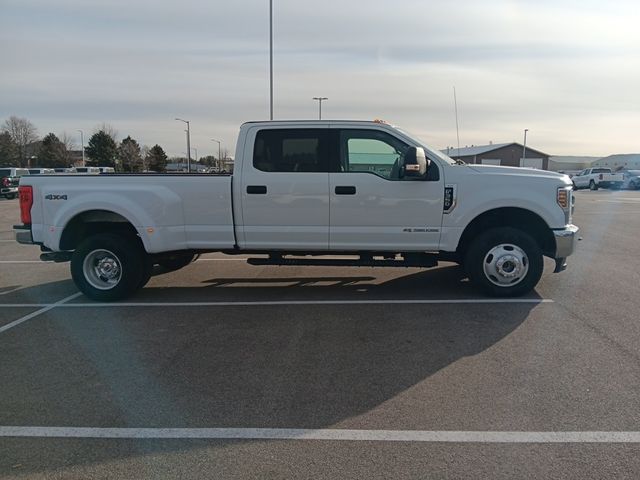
[1,190,640,479]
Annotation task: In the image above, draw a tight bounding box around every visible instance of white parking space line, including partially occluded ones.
[0,261,43,264]
[0,287,22,296]
[0,426,638,443]
[0,299,553,308]
[0,292,82,334]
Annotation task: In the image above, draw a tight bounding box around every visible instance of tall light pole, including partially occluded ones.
[77,129,85,166]
[522,129,529,167]
[313,97,328,120]
[175,118,191,172]
[269,0,274,120]
[211,139,221,170]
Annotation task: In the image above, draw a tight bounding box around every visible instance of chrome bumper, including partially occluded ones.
[553,224,579,258]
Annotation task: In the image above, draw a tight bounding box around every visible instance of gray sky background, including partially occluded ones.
[1,0,638,158]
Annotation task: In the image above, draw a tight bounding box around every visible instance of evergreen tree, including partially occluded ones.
[86,130,117,167]
[37,133,68,168]
[118,136,142,172]
[0,132,20,166]
[147,144,168,173]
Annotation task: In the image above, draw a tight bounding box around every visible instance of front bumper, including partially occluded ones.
[553,224,579,258]
[552,224,579,273]
[1,187,18,196]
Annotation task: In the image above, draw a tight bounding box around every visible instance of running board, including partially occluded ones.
[246,254,438,268]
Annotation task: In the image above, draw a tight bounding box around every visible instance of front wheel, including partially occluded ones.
[465,227,543,297]
[71,233,145,301]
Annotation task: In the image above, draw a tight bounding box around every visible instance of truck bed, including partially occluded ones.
[23,174,236,253]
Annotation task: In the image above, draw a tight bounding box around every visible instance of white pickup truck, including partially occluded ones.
[15,120,578,300]
[571,167,624,190]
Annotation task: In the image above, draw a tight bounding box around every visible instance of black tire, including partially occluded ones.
[7,193,17,200]
[157,252,196,272]
[464,227,543,297]
[71,233,145,301]
[589,180,598,191]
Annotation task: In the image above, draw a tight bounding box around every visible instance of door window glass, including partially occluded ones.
[339,130,409,180]
[253,129,328,173]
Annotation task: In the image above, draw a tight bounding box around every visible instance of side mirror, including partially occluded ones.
[401,147,428,179]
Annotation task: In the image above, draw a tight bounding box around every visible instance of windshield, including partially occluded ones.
[0,169,10,177]
[393,127,459,165]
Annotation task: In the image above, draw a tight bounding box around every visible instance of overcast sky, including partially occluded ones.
[1,0,638,158]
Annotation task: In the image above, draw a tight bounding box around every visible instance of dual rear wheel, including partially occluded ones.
[71,233,195,301]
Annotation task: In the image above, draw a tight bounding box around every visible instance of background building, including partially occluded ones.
[592,154,640,170]
[547,156,599,173]
[444,143,550,170]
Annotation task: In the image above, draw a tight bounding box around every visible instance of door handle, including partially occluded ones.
[246,185,267,194]
[335,186,356,195]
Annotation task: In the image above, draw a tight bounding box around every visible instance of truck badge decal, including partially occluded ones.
[443,184,457,213]
[402,228,440,233]
[45,194,68,200]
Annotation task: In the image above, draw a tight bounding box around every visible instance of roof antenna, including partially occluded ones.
[453,86,461,157]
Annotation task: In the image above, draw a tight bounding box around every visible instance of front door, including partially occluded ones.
[240,126,331,250]
[329,128,444,251]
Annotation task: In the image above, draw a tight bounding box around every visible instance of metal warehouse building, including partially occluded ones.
[444,143,550,170]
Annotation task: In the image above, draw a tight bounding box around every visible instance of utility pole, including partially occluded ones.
[522,129,529,167]
[77,129,85,166]
[313,97,328,120]
[211,139,221,170]
[269,0,273,120]
[175,118,191,172]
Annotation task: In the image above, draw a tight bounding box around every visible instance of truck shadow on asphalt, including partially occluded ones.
[137,264,501,301]
[1,266,542,474]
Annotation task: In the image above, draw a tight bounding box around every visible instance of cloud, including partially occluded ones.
[1,0,638,156]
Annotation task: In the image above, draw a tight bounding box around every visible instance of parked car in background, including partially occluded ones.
[621,170,640,190]
[75,167,101,174]
[572,168,624,190]
[28,168,55,175]
[98,166,115,174]
[1,167,30,199]
[53,167,76,173]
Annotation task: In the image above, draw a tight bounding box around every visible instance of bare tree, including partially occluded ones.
[96,123,118,142]
[2,116,39,167]
[59,131,75,151]
[140,145,150,171]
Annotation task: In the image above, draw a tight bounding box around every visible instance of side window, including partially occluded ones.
[253,129,328,173]
[339,130,409,180]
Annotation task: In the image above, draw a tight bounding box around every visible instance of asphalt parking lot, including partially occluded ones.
[1,190,640,479]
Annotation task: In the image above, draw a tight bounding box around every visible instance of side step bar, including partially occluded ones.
[247,254,438,268]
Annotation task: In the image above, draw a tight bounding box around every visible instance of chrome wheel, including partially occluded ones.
[483,243,529,287]
[82,249,123,290]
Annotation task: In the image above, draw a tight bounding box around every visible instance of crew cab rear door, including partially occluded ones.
[239,126,331,249]
[328,128,444,251]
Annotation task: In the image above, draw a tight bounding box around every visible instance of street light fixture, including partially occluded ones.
[175,118,191,173]
[522,129,529,167]
[312,97,328,120]
[77,129,85,166]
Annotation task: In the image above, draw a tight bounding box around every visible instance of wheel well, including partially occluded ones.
[59,210,143,251]
[457,207,555,257]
